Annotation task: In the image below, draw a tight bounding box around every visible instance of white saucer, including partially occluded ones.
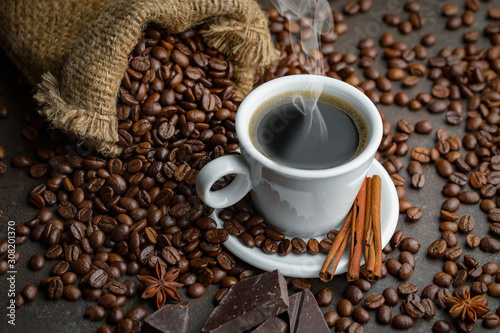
[211,160,399,278]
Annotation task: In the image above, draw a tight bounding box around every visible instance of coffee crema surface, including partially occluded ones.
[250,91,368,170]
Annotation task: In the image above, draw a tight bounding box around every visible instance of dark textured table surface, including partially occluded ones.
[1,0,500,332]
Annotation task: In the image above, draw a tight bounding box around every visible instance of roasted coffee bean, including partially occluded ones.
[481,237,500,253]
[28,253,45,271]
[63,285,82,301]
[351,279,372,292]
[399,238,420,254]
[390,230,403,248]
[48,278,64,300]
[402,299,425,319]
[453,270,468,288]
[458,215,474,233]
[86,305,107,321]
[466,234,481,248]
[337,299,353,317]
[324,311,339,328]
[458,191,480,204]
[205,229,229,244]
[364,294,385,310]
[441,231,458,248]
[444,246,463,261]
[442,183,460,197]
[391,314,414,329]
[382,288,399,306]
[433,320,452,333]
[483,262,500,275]
[290,278,311,291]
[336,317,352,332]
[21,284,38,302]
[89,269,109,288]
[11,154,32,168]
[483,313,500,329]
[442,198,460,212]
[351,307,370,324]
[422,284,440,301]
[434,272,453,288]
[386,258,402,276]
[488,284,500,297]
[316,287,333,306]
[428,239,447,258]
[397,283,418,296]
[376,305,392,325]
[406,206,422,221]
[343,285,364,305]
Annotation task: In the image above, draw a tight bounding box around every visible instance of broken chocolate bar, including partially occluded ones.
[288,290,330,333]
[202,269,289,333]
[142,302,189,333]
[253,316,287,333]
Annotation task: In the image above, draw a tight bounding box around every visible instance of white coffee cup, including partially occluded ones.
[196,75,382,237]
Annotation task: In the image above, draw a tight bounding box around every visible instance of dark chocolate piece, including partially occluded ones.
[288,290,330,333]
[202,269,289,333]
[253,316,287,332]
[142,302,189,333]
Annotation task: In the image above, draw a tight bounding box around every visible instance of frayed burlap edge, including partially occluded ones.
[35,73,121,156]
[34,0,279,157]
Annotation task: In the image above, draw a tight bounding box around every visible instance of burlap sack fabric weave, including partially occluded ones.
[0,0,279,156]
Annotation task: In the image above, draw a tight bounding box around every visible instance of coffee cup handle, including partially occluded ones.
[196,155,253,208]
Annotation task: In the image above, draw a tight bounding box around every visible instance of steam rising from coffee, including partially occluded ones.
[270,0,334,141]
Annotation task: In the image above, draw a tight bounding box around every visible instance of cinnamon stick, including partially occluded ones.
[319,210,353,282]
[347,179,367,281]
[371,175,382,281]
[363,177,376,279]
[363,177,373,271]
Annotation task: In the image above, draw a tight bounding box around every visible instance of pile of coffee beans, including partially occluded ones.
[2,0,500,332]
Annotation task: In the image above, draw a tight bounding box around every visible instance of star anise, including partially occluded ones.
[445,289,490,323]
[137,261,183,309]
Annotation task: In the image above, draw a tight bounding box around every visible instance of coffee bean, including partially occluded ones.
[442,183,461,197]
[63,285,82,301]
[351,279,372,292]
[446,17,462,30]
[441,231,458,248]
[458,191,480,204]
[365,294,385,310]
[399,238,420,254]
[11,154,32,168]
[433,320,451,333]
[28,253,45,271]
[392,314,414,329]
[382,288,399,306]
[434,272,453,288]
[406,206,422,221]
[324,311,339,328]
[386,258,402,276]
[376,305,392,325]
[481,237,500,253]
[48,278,64,300]
[316,287,333,306]
[458,215,475,233]
[86,305,107,321]
[444,246,463,261]
[411,147,430,163]
[428,239,447,258]
[483,313,500,329]
[441,198,460,212]
[488,284,500,297]
[337,299,353,317]
[21,284,38,302]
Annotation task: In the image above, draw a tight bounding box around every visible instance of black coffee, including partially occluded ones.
[250,92,368,170]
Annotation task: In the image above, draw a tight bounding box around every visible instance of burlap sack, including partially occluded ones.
[0,0,279,156]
